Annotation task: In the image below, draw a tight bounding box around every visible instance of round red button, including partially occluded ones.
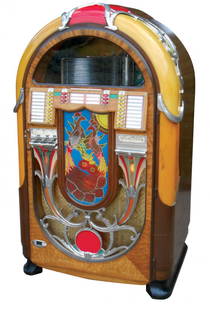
[75,229,102,254]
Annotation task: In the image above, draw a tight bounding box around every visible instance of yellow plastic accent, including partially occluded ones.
[159,114,180,205]
[114,15,181,116]
[95,114,108,129]
[16,17,61,186]
[114,15,180,206]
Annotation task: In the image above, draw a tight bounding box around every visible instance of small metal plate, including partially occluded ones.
[115,134,147,155]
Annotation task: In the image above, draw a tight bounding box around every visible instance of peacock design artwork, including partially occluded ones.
[64,109,109,206]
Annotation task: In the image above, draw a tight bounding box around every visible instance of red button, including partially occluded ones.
[75,229,102,253]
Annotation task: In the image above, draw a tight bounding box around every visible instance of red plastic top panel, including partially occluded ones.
[69,4,131,26]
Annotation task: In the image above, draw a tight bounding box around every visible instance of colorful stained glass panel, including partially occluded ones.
[64,109,109,206]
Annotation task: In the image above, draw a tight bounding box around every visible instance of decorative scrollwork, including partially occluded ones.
[32,135,146,262]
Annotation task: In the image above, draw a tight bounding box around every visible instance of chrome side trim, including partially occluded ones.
[157,93,184,123]
[13,87,24,112]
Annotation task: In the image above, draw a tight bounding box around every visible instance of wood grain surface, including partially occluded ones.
[22,25,156,284]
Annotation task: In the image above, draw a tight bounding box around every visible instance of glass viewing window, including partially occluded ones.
[33,36,145,87]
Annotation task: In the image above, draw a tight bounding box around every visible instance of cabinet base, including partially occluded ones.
[146,243,188,299]
[22,244,188,298]
[23,259,43,276]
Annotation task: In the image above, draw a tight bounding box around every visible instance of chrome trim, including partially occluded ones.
[33,143,143,262]
[39,204,141,262]
[157,93,184,123]
[118,182,145,224]
[30,128,57,147]
[103,4,118,30]
[58,10,75,30]
[40,224,140,262]
[116,154,146,225]
[95,209,114,252]
[115,150,146,157]
[115,134,147,155]
[104,9,178,58]
[41,213,87,228]
[89,214,137,235]
[13,88,24,112]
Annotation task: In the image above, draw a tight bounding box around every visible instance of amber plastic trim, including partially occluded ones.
[114,14,180,205]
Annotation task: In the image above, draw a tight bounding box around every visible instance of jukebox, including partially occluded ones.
[14,4,195,299]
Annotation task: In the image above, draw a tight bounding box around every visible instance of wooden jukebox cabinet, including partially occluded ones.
[15,4,195,299]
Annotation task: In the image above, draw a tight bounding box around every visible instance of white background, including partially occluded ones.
[0,0,209,308]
